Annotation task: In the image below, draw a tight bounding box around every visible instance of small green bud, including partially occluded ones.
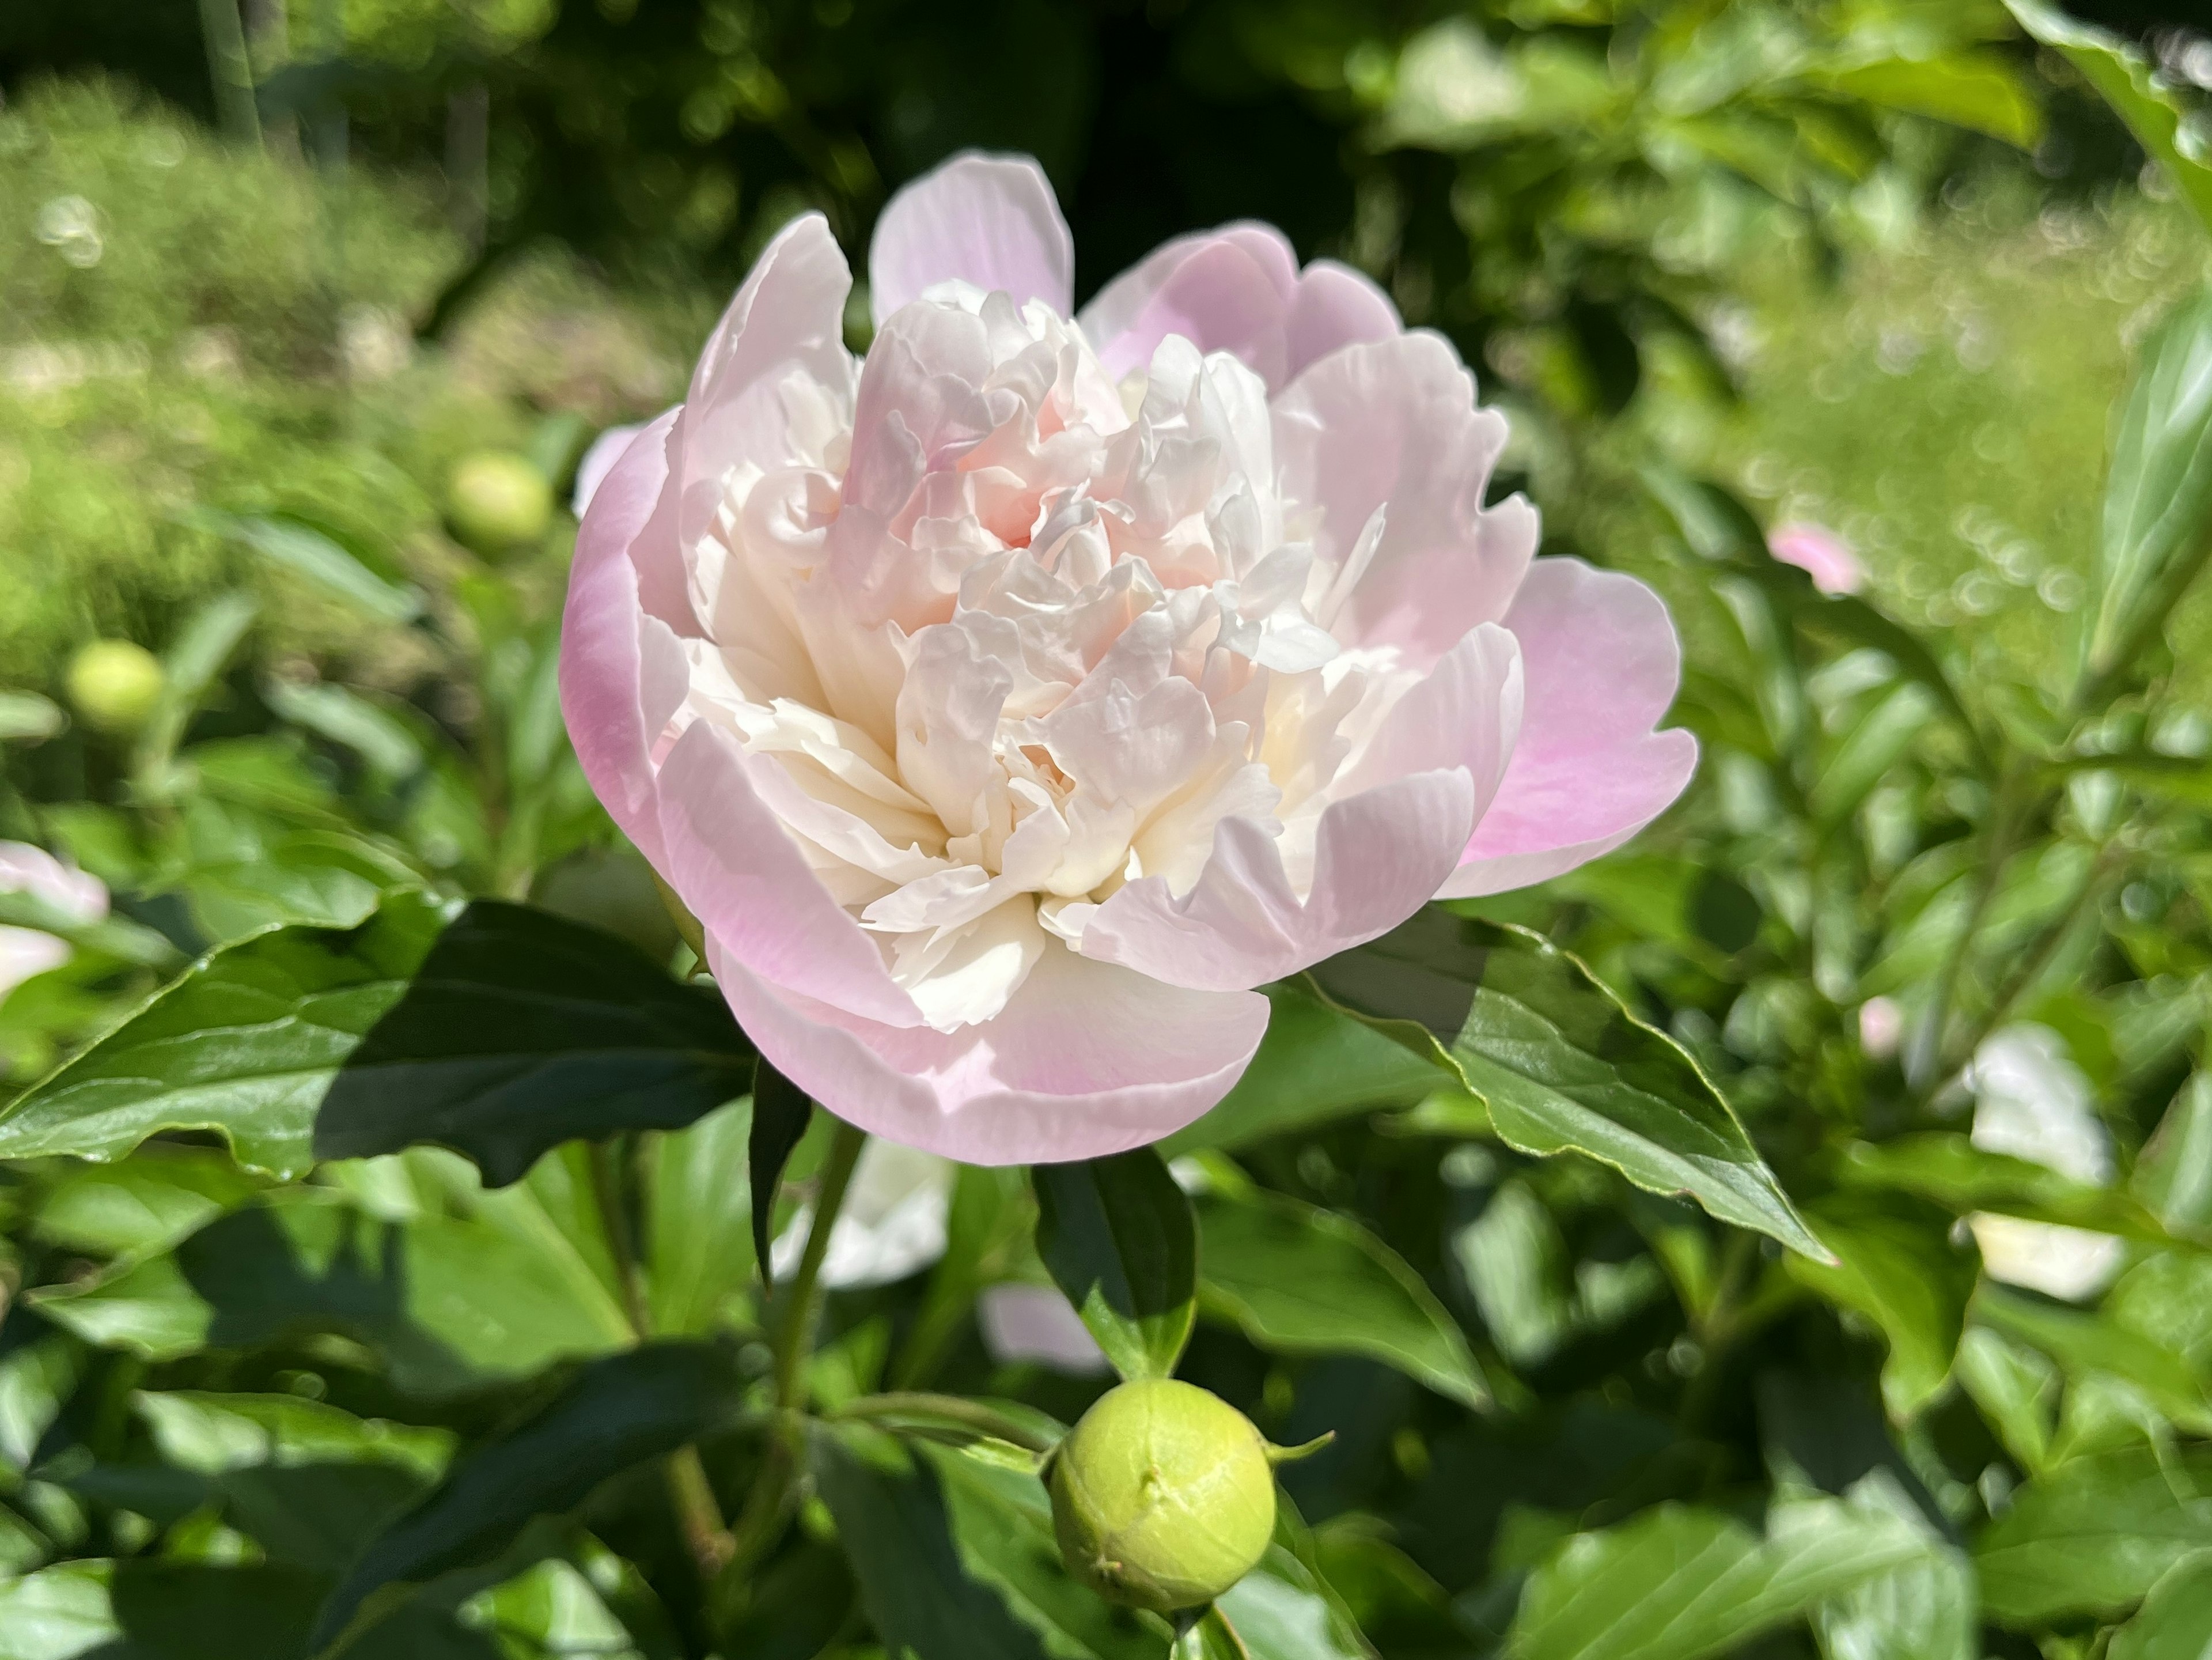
[65,640,165,736]
[446,451,553,555]
[1048,1379,1276,1613]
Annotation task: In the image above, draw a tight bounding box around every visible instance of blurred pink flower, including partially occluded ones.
[979,1283,1110,1374]
[1768,522,1863,595]
[1857,995,1902,1059]
[560,152,1695,1162]
[0,841,107,1008]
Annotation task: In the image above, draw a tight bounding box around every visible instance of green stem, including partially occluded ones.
[831,1393,1059,1455]
[719,1120,868,1585]
[196,0,262,148]
[1906,756,2029,1090]
[586,1140,732,1580]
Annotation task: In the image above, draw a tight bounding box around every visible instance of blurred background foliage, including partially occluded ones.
[7,2,2212,1659]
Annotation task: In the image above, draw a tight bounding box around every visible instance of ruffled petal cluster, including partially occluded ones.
[562,153,1695,1162]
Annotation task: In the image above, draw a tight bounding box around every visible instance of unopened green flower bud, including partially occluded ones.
[66,640,164,736]
[446,451,552,556]
[1048,1379,1276,1613]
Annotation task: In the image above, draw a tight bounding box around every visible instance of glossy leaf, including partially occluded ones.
[1509,1490,1933,1660]
[1976,1446,2212,1624]
[1309,908,1824,1259]
[1032,1148,1196,1382]
[1196,1188,1486,1408]
[749,1058,814,1283]
[0,893,753,1183]
[313,1340,745,1649]
[1214,1544,1370,1660]
[1785,1194,1978,1422]
[809,1421,1162,1660]
[2007,1,2212,234]
[2085,285,2212,686]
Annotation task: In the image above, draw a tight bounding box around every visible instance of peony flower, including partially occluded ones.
[1968,1024,2124,1302]
[0,841,108,1008]
[1767,522,1863,596]
[561,152,1695,1162]
[573,422,643,520]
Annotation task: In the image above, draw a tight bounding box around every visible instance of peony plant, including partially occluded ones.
[562,152,1695,1162]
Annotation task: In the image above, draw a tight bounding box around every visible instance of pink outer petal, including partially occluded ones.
[1272,332,1535,667]
[711,936,1269,1166]
[1080,226,1400,394]
[1080,626,1519,993]
[571,422,645,519]
[1439,558,1699,899]
[869,152,1075,324]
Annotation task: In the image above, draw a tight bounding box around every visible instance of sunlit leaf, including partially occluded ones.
[1032,1149,1196,1382]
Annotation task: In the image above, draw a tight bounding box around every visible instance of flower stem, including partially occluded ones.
[830,1392,1059,1455]
[585,1138,733,1579]
[719,1118,868,1586]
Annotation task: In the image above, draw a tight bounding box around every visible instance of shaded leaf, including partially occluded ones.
[1836,1134,2183,1244]
[2111,1552,2212,1660]
[647,1098,755,1336]
[1785,1194,1978,1422]
[313,1341,745,1649]
[1310,909,1823,1258]
[1196,1188,1486,1408]
[0,894,753,1184]
[1032,1149,1196,1382]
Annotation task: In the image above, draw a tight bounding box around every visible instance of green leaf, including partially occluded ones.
[313,1340,745,1650]
[1973,1285,2212,1435]
[809,1421,1163,1660]
[2138,1074,2212,1232]
[0,1559,327,1660]
[457,1555,662,1660]
[2111,1552,2212,1660]
[1164,982,1446,1155]
[1955,1326,2060,1475]
[1836,1134,2182,1244]
[1784,1194,1978,1422]
[2085,286,2212,688]
[0,893,754,1183]
[1213,1545,1370,1660]
[1808,1479,1976,1660]
[647,1098,755,1336]
[204,510,425,624]
[26,1144,263,1259]
[1508,1490,1933,1660]
[0,691,65,743]
[2006,1,2212,235]
[749,1058,814,1283]
[1309,909,1824,1259]
[1809,683,1937,828]
[1815,53,2041,148]
[1195,1187,1486,1408]
[1032,1149,1197,1382]
[1976,1445,2212,1623]
[30,1186,632,1395]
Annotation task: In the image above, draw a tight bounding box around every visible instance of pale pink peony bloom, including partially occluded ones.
[0,841,108,1008]
[573,423,645,520]
[560,153,1696,1162]
[1768,522,1863,596]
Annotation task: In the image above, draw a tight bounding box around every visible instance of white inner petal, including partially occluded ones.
[674,290,1441,1033]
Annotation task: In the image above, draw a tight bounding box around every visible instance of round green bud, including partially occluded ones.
[1048,1379,1276,1613]
[65,640,165,736]
[446,452,552,555]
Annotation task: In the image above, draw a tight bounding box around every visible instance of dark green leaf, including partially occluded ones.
[0,893,754,1183]
[749,1059,813,1284]
[1164,982,1446,1155]
[0,1559,326,1660]
[1976,1446,2212,1624]
[1510,1492,1933,1660]
[1032,1149,1197,1382]
[313,1340,744,1650]
[809,1421,1162,1660]
[1196,1187,1486,1408]
[2006,1,2212,234]
[1309,909,1824,1259]
[2086,286,2212,687]
[1784,1194,1978,1422]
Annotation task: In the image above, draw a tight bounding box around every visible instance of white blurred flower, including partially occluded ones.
[0,842,108,1008]
[1968,1024,2124,1301]
[978,1283,1108,1374]
[771,1138,954,1289]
